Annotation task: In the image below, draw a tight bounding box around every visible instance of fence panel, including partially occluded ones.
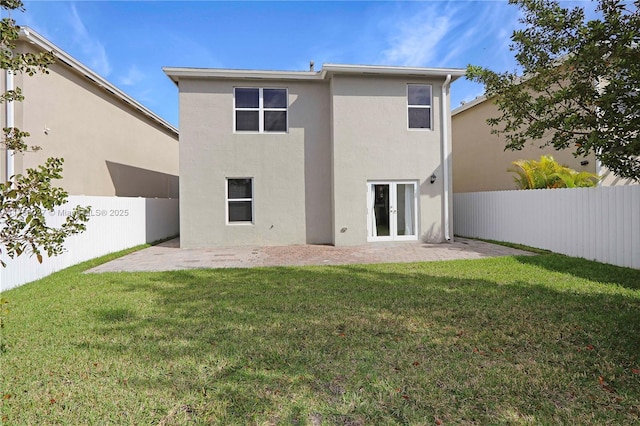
[453,186,640,269]
[1,196,179,291]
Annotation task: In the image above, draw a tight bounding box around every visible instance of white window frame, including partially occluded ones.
[366,180,419,242]
[407,84,433,131]
[233,87,288,133]
[226,177,254,225]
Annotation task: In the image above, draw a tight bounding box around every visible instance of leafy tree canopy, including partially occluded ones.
[467,0,640,181]
[1,0,89,267]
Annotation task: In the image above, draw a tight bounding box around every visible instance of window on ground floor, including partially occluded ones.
[227,178,253,223]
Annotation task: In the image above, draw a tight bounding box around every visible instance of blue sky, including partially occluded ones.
[14,1,538,127]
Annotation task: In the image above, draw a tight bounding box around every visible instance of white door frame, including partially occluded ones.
[367,181,419,242]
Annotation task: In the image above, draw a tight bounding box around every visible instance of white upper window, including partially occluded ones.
[234,88,288,133]
[407,84,432,130]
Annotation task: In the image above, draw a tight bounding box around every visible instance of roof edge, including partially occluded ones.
[19,27,178,136]
[321,63,466,80]
[452,94,490,115]
[163,63,467,83]
[162,67,321,83]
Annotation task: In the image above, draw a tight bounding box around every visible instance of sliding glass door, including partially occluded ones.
[368,181,418,241]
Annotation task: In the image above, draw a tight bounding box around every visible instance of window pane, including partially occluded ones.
[264,111,287,132]
[228,179,252,199]
[408,108,431,129]
[229,201,252,222]
[396,184,415,236]
[236,111,259,131]
[263,89,287,108]
[373,184,390,237]
[235,88,259,108]
[408,85,431,106]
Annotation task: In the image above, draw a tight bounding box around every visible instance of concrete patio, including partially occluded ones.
[86,237,534,273]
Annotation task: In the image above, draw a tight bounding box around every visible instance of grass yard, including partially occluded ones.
[1,250,640,425]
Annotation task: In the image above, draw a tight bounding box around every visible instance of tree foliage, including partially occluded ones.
[1,0,89,267]
[467,0,640,181]
[509,155,600,189]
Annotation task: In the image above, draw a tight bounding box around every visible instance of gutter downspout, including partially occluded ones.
[441,74,452,241]
[5,69,15,182]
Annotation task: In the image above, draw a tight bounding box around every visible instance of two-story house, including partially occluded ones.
[164,64,464,247]
[451,93,637,193]
[1,27,179,198]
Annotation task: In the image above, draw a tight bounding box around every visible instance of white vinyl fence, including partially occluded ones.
[1,196,179,291]
[454,185,640,269]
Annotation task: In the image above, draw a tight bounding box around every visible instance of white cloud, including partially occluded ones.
[166,34,220,68]
[68,4,111,77]
[119,65,145,86]
[376,0,525,72]
[382,8,452,67]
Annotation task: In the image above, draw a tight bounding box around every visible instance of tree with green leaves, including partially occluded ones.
[509,155,600,189]
[1,0,90,268]
[467,0,639,181]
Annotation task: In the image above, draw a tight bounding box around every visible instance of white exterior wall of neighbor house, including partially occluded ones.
[330,75,449,245]
[178,77,332,248]
[1,28,179,198]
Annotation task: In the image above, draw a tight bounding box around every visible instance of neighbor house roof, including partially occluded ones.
[18,27,178,136]
[452,94,490,116]
[163,63,466,85]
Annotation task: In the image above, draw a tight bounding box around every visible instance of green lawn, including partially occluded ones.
[1,250,639,425]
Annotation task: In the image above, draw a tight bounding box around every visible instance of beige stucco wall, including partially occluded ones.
[452,98,596,193]
[178,78,332,248]
[1,42,179,198]
[330,75,449,244]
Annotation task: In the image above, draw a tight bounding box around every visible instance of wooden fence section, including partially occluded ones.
[454,186,640,269]
[1,196,179,291]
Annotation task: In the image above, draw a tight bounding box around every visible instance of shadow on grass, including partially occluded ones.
[80,262,640,423]
[513,253,640,291]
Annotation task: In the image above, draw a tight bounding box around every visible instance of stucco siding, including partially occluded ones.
[178,78,331,248]
[4,42,178,198]
[330,75,447,244]
[452,98,596,193]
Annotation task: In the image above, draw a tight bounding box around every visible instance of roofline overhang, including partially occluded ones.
[451,94,490,116]
[320,63,466,81]
[18,27,178,137]
[162,67,321,84]
[163,64,466,85]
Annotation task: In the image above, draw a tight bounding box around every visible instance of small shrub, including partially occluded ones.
[509,155,599,189]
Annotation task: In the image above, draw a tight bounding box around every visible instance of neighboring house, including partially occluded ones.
[451,95,637,193]
[164,64,464,247]
[0,27,179,198]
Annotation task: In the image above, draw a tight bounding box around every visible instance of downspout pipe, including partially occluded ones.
[441,74,452,241]
[5,69,15,182]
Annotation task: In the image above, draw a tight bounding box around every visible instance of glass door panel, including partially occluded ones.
[368,181,417,241]
[396,184,415,237]
[372,184,390,237]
